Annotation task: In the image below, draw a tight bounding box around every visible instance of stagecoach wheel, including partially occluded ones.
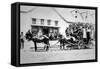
[78,41,81,49]
[66,45,71,50]
[77,45,81,49]
[88,41,94,49]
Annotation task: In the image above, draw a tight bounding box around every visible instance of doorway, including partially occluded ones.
[42,27,49,36]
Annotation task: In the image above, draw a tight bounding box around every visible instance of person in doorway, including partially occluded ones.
[49,32,54,40]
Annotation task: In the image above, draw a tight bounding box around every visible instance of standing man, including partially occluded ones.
[20,32,25,49]
[86,27,91,44]
[82,26,87,43]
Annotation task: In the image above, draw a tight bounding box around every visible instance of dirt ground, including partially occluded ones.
[20,40,95,64]
[20,47,95,64]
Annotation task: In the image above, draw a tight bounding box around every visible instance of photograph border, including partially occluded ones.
[12,2,98,67]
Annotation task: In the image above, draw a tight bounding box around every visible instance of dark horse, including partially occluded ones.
[25,32,50,51]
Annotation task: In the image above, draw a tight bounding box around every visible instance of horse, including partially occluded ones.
[25,32,50,51]
[57,34,80,50]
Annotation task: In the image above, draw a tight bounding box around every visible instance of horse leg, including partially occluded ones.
[44,44,47,50]
[60,43,64,50]
[60,44,62,50]
[43,38,50,51]
[46,45,49,51]
[63,43,65,50]
[46,43,50,51]
[34,41,37,52]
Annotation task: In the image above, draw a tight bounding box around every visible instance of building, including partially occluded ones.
[20,6,95,38]
[31,18,59,40]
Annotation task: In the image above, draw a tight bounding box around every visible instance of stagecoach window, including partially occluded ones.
[32,18,36,24]
[47,20,51,25]
[41,19,44,25]
[55,21,58,26]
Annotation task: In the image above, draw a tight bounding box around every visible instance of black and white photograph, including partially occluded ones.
[19,4,97,64]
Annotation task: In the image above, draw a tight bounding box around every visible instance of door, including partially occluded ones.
[42,27,49,36]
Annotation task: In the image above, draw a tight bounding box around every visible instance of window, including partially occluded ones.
[47,19,51,25]
[55,20,58,26]
[32,18,36,24]
[41,19,44,25]
[75,15,77,18]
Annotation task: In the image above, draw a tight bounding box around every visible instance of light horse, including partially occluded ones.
[25,32,50,52]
